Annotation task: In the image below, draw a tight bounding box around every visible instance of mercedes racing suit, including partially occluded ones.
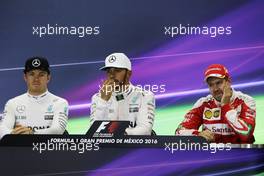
[90,84,155,135]
[0,91,69,139]
[176,89,256,143]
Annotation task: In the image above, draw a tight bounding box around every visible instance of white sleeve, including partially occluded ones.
[34,100,69,135]
[0,100,16,139]
[90,93,109,126]
[125,92,155,135]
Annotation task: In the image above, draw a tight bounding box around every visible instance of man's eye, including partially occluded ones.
[39,72,47,77]
[216,81,221,85]
[115,69,122,72]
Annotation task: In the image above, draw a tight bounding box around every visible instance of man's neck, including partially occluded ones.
[28,90,47,96]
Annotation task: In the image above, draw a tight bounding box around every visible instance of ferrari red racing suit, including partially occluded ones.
[176,89,256,143]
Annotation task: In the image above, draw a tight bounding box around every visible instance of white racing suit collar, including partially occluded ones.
[27,90,49,103]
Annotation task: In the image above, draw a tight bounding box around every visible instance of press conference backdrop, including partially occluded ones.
[0,0,263,143]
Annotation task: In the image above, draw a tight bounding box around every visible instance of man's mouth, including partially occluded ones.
[214,92,223,100]
[113,79,123,86]
[214,90,222,95]
[113,79,120,83]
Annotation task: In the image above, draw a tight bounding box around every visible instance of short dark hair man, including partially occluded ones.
[0,57,69,139]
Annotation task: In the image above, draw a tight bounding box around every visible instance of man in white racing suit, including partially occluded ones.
[90,53,155,135]
[0,57,69,139]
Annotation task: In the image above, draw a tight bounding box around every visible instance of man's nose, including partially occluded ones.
[108,69,115,77]
[109,74,115,80]
[33,75,40,80]
[212,84,220,92]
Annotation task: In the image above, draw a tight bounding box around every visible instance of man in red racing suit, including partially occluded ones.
[176,64,256,144]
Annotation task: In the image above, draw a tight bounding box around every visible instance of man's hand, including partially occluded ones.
[198,129,215,142]
[11,125,33,134]
[100,79,115,101]
[221,81,232,106]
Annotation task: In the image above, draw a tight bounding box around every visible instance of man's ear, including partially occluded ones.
[126,70,132,82]
[23,74,27,82]
[128,70,132,77]
[47,74,51,83]
[226,77,232,83]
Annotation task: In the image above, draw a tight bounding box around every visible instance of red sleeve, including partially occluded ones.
[222,99,256,143]
[176,106,203,136]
